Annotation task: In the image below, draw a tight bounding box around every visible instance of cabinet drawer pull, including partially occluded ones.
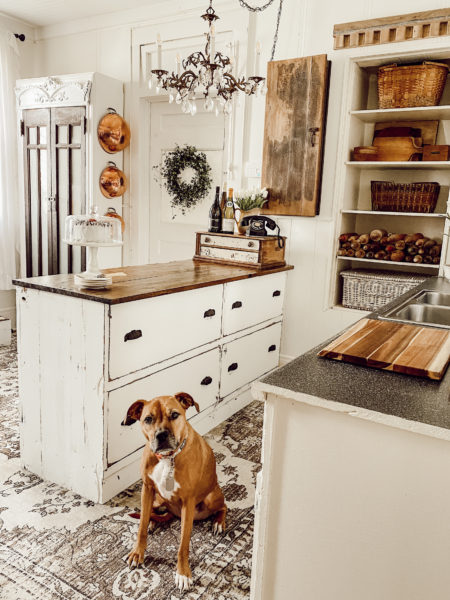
[201,376,212,385]
[204,308,216,318]
[124,329,142,342]
[273,290,281,297]
[268,344,277,352]
[232,301,242,309]
[228,362,238,372]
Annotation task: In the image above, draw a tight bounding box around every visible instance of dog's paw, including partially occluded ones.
[212,521,224,535]
[127,546,145,569]
[175,572,193,591]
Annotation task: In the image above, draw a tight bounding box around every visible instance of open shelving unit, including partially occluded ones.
[331,46,450,311]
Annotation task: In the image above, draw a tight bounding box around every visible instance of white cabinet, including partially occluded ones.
[16,73,125,275]
[16,269,289,503]
[109,285,223,379]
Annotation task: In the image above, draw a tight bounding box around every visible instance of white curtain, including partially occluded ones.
[0,31,19,290]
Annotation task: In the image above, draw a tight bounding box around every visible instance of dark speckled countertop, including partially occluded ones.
[257,276,450,436]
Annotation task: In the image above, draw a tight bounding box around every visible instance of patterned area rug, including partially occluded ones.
[0,335,263,599]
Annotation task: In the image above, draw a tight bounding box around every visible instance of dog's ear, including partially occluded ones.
[121,400,146,426]
[175,392,200,413]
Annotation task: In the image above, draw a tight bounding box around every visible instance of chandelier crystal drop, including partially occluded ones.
[149,0,266,116]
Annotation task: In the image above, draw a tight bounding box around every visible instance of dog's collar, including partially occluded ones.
[155,437,187,461]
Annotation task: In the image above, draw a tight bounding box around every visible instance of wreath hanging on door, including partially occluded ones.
[160,144,212,214]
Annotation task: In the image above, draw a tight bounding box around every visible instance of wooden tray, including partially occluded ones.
[318,318,450,380]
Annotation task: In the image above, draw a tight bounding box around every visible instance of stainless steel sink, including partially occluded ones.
[415,291,450,307]
[381,289,450,329]
[390,304,450,328]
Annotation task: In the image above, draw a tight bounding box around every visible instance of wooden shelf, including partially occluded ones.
[341,209,447,217]
[346,161,450,169]
[351,105,450,123]
[337,256,439,269]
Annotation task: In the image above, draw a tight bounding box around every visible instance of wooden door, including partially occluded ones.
[261,54,330,217]
[149,101,227,262]
[21,107,86,276]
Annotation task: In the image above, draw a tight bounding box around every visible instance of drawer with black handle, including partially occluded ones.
[108,347,220,464]
[220,321,282,397]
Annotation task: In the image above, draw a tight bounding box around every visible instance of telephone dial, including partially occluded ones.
[240,216,285,248]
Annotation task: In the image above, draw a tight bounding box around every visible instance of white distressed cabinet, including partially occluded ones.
[15,263,290,503]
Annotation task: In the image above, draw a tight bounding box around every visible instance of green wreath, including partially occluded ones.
[160,144,212,214]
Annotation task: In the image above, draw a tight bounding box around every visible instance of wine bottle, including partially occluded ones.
[222,188,235,234]
[220,183,227,214]
[208,186,222,233]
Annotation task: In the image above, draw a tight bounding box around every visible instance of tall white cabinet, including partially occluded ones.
[15,72,125,276]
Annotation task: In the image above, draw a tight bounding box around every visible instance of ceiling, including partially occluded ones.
[0,0,163,27]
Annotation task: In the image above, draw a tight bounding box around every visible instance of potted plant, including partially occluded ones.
[234,188,269,234]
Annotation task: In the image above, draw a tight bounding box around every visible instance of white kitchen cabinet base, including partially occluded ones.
[251,390,450,600]
[15,264,289,504]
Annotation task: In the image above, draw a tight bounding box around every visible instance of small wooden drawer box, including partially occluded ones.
[194,231,286,269]
[423,145,450,161]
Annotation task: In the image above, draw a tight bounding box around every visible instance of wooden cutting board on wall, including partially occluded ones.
[261,54,330,217]
[318,318,450,380]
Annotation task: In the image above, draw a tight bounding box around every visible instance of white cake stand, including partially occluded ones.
[63,241,123,289]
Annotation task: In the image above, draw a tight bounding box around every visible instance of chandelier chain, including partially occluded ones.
[238,0,284,62]
[238,0,277,12]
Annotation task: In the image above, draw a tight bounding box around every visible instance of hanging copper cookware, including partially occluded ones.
[97,108,131,153]
[99,161,127,198]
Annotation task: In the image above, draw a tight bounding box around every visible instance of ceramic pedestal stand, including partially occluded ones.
[64,242,123,289]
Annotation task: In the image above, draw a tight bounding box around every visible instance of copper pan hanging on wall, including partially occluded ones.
[99,161,127,198]
[97,108,131,153]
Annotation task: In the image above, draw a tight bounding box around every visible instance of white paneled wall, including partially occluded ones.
[28,0,450,356]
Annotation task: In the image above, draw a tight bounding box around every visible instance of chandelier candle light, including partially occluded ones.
[149,0,267,116]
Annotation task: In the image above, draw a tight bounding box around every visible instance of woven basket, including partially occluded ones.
[340,269,429,311]
[371,181,440,213]
[378,62,449,109]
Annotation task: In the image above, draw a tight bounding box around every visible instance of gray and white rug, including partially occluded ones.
[0,335,263,599]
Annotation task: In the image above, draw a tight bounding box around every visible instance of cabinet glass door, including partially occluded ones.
[22,107,86,276]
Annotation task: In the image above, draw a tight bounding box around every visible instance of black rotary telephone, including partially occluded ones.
[240,216,285,248]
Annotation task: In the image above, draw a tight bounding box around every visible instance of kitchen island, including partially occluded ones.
[251,276,450,600]
[13,259,292,503]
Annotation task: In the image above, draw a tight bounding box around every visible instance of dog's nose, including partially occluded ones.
[156,430,169,442]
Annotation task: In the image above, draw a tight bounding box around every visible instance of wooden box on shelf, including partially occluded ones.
[194,231,286,270]
[423,145,450,161]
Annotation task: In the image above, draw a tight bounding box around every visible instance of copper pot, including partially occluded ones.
[97,108,131,153]
[99,162,127,198]
[104,207,125,232]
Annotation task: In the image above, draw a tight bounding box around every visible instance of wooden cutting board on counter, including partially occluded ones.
[318,318,450,380]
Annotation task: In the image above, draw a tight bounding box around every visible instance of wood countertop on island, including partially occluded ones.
[13,259,294,305]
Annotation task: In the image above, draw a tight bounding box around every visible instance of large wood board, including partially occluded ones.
[261,54,330,217]
[318,318,450,380]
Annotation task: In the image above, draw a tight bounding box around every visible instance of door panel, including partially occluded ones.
[149,102,226,263]
[22,107,86,277]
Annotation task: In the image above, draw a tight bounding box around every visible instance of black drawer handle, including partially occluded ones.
[204,308,215,318]
[228,362,238,372]
[124,329,142,342]
[232,301,242,309]
[201,376,212,385]
[268,344,276,352]
[273,290,281,297]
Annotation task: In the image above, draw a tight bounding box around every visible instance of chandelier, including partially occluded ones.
[148,0,267,116]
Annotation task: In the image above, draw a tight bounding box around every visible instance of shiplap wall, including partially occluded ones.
[25,0,450,356]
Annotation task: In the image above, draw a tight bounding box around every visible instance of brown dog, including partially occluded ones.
[122,392,227,591]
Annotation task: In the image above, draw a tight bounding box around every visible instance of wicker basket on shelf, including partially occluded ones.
[377,62,449,109]
[340,269,430,311]
[370,181,440,213]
